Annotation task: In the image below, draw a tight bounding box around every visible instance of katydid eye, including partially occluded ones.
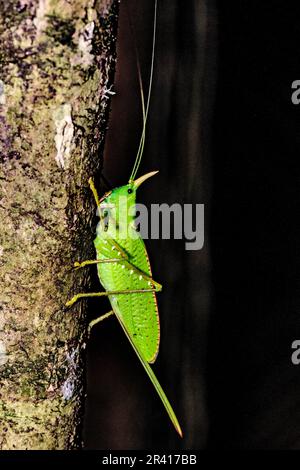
[127,188,133,194]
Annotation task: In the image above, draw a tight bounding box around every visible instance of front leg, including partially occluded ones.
[74,240,162,291]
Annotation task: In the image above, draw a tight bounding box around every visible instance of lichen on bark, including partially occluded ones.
[0,0,119,449]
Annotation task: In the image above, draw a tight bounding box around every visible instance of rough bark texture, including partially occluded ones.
[0,0,119,450]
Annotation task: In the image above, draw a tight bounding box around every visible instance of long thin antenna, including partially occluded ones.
[129,0,158,183]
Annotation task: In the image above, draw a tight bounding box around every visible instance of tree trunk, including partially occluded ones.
[0,0,119,450]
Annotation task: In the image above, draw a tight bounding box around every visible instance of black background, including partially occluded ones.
[83,0,300,450]
[208,1,299,449]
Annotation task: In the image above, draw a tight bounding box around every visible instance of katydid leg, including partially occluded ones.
[74,259,121,269]
[74,253,162,291]
[88,310,114,336]
[66,288,156,307]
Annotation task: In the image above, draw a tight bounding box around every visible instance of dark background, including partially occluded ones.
[84,0,299,449]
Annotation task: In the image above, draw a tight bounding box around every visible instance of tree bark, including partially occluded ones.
[0,0,119,450]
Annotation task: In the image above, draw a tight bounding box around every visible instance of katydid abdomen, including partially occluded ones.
[94,227,160,364]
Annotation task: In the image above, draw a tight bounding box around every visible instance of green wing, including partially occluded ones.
[94,233,160,364]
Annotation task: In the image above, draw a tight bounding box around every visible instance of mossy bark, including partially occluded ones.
[0,0,119,450]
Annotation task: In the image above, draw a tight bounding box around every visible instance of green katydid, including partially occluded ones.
[66,0,182,437]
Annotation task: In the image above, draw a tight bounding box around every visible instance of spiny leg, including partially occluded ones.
[74,241,162,291]
[66,288,156,307]
[74,257,161,291]
[88,310,114,336]
[74,259,121,269]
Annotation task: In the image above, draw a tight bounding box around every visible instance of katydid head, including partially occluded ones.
[97,171,158,235]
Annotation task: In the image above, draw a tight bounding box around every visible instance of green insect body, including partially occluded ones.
[95,176,160,364]
[66,0,182,437]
